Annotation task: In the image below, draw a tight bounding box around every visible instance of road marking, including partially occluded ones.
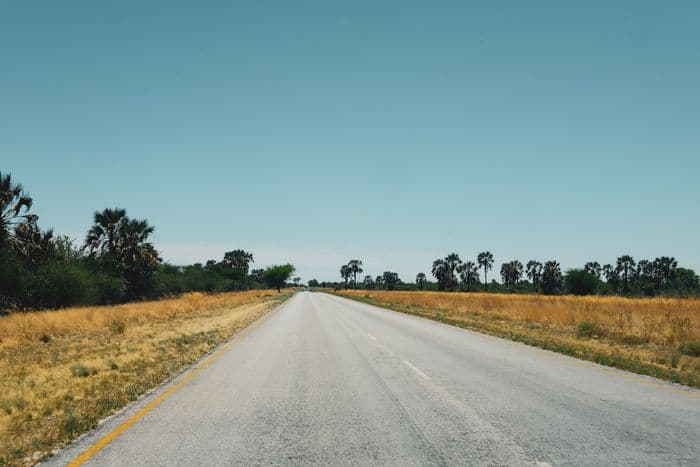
[536,462,552,467]
[67,299,288,466]
[366,333,377,341]
[403,360,430,380]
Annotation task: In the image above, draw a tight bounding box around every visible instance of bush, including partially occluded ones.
[30,262,91,309]
[564,269,599,296]
[577,321,604,339]
[678,341,700,357]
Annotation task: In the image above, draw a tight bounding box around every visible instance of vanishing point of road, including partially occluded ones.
[49,292,700,466]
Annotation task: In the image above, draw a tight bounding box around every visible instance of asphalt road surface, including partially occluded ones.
[49,292,700,466]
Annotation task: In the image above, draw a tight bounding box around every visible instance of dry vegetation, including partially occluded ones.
[335,290,700,388]
[0,290,292,466]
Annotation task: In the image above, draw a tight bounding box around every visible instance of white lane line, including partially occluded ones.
[366,333,377,341]
[403,360,430,380]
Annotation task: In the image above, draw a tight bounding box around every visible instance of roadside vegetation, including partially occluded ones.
[0,290,292,466]
[333,289,700,389]
[0,171,296,313]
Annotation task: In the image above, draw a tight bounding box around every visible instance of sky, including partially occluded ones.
[2,1,699,282]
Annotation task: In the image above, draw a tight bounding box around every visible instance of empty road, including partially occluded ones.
[50,292,700,466]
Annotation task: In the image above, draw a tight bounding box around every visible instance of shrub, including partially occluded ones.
[70,364,97,378]
[678,341,700,357]
[577,321,604,339]
[564,269,599,296]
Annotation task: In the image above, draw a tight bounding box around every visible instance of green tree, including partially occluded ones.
[308,278,320,287]
[477,251,494,291]
[500,260,523,289]
[541,260,563,295]
[340,264,352,289]
[564,269,599,295]
[363,275,375,289]
[0,172,37,250]
[222,250,254,275]
[457,261,479,291]
[584,261,602,279]
[415,272,427,290]
[382,271,400,290]
[375,275,384,289]
[616,255,636,294]
[262,264,295,292]
[526,260,543,291]
[348,259,364,288]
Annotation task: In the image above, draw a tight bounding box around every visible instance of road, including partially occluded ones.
[49,292,700,466]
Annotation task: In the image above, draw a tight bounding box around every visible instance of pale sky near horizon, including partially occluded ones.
[2,1,699,282]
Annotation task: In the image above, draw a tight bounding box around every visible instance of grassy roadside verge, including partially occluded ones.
[0,290,294,466]
[331,290,700,390]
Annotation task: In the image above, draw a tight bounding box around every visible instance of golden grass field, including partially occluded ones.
[335,290,700,388]
[0,290,292,466]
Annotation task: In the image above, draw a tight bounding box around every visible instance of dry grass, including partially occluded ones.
[336,290,700,387]
[0,290,293,466]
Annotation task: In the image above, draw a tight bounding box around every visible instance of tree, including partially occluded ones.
[375,275,384,289]
[653,256,677,289]
[564,269,598,295]
[363,275,375,289]
[602,264,620,292]
[250,268,265,283]
[457,261,479,291]
[501,260,523,289]
[584,261,601,279]
[382,271,400,290]
[477,251,494,291]
[348,259,364,288]
[292,276,301,286]
[85,209,160,299]
[262,264,295,292]
[307,278,320,287]
[416,272,427,290]
[222,250,254,275]
[431,259,449,291]
[616,255,636,294]
[0,172,38,250]
[526,260,543,291]
[340,264,352,289]
[541,261,563,295]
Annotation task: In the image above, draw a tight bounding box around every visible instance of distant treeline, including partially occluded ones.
[0,172,295,311]
[324,253,700,297]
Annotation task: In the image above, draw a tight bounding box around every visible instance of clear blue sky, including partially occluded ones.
[2,1,699,282]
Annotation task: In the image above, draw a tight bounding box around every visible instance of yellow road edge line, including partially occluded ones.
[67,295,292,466]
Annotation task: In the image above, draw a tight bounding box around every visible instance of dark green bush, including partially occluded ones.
[678,341,700,357]
[564,269,600,295]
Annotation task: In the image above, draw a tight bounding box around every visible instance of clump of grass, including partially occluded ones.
[679,340,700,357]
[70,364,98,378]
[576,321,604,339]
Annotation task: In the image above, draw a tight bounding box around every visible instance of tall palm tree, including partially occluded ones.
[526,260,543,291]
[340,264,351,289]
[477,251,494,291]
[458,261,479,291]
[616,255,636,293]
[348,259,364,288]
[444,253,462,291]
[85,208,128,258]
[653,256,678,287]
[0,172,37,249]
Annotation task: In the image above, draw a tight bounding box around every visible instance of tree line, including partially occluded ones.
[0,172,295,311]
[327,252,699,296]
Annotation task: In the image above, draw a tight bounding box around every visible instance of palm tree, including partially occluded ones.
[348,259,364,288]
[363,275,374,289]
[431,258,449,291]
[0,172,38,249]
[653,256,677,288]
[416,272,427,290]
[526,260,543,291]
[616,255,636,293]
[477,251,494,291]
[444,253,462,291]
[458,261,479,291]
[340,264,351,289]
[501,260,523,289]
[85,208,128,259]
[223,250,254,274]
[541,260,562,295]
